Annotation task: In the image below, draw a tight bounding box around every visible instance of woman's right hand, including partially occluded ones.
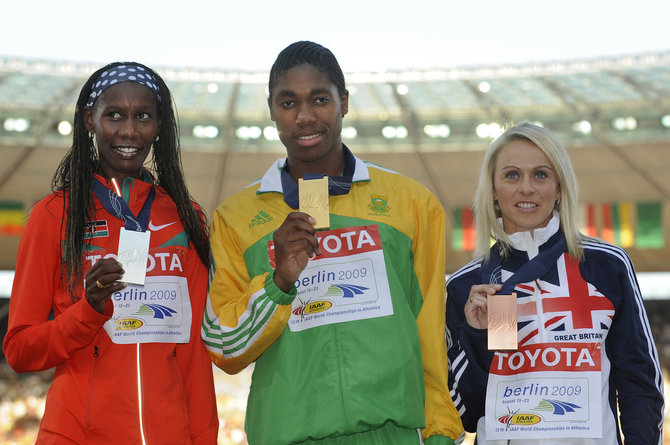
[85,258,126,314]
[464,283,502,329]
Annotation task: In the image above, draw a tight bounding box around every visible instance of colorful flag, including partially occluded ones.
[582,203,597,237]
[614,202,635,248]
[600,203,615,244]
[581,201,664,249]
[593,202,634,247]
[516,255,614,348]
[452,207,475,251]
[0,201,25,236]
[636,202,664,248]
[84,220,109,239]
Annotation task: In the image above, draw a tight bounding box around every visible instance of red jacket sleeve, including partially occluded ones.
[2,196,110,372]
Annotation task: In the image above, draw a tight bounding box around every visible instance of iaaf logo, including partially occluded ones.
[116,318,144,330]
[498,407,542,430]
[498,412,541,426]
[292,298,333,321]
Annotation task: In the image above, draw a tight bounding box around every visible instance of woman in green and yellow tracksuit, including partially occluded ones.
[202,41,463,445]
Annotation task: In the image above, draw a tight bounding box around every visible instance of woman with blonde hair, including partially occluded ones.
[446,121,662,443]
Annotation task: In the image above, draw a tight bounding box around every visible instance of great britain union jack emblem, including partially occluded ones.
[513,253,614,347]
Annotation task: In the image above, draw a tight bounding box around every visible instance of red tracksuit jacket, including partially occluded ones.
[3,174,218,444]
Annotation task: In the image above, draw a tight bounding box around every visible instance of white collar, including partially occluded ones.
[500,211,560,259]
[256,154,371,194]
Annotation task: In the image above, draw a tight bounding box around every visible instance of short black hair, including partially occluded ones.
[268,41,346,99]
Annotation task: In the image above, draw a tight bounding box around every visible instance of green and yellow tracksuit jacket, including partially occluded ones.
[202,149,463,444]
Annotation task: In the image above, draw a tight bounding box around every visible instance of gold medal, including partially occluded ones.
[299,177,330,229]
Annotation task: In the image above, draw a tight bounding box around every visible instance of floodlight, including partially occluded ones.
[382,126,396,139]
[193,125,219,139]
[487,123,502,138]
[57,120,72,135]
[572,120,592,134]
[236,126,262,140]
[424,124,450,138]
[3,117,30,132]
[342,127,358,139]
[203,126,219,138]
[478,81,491,93]
[382,126,408,139]
[612,116,637,130]
[476,122,502,139]
[263,126,279,141]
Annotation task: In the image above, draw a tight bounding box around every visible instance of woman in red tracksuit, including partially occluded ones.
[3,62,218,444]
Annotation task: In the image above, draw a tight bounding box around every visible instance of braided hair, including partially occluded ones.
[268,41,346,99]
[52,61,210,301]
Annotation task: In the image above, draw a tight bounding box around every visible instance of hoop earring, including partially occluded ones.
[150,135,158,152]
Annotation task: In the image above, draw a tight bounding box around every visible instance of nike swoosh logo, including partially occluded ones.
[148,221,177,231]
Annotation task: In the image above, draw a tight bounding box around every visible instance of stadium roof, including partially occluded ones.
[0,51,669,272]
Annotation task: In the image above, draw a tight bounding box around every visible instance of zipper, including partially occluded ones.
[137,343,148,445]
[85,345,99,429]
[535,280,546,343]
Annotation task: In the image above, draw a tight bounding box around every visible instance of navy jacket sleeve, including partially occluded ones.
[582,241,664,444]
[445,263,495,433]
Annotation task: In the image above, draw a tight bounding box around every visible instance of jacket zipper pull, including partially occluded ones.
[94,346,99,358]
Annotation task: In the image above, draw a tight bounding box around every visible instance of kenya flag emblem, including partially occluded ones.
[84,220,109,239]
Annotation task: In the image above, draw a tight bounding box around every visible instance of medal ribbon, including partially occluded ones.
[281,145,356,209]
[93,178,155,232]
[480,233,567,294]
